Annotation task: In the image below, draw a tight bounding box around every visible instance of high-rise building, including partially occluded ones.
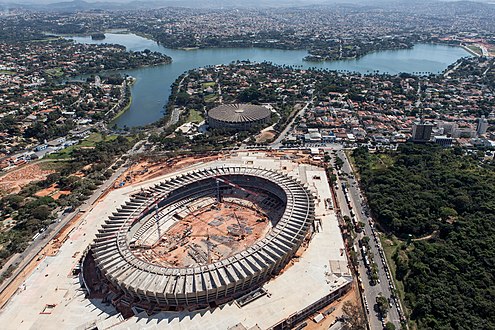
[412,122,434,142]
[476,116,489,135]
[439,121,459,135]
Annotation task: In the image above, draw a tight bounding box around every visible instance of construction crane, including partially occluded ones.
[214,176,268,220]
[232,210,246,239]
[206,229,211,263]
[214,176,261,203]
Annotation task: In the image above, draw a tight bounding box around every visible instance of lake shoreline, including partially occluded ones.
[110,95,133,123]
[69,33,471,128]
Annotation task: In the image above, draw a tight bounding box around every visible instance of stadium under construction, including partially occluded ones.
[0,152,352,330]
[85,166,315,310]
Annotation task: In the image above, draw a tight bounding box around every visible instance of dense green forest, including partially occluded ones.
[352,144,495,330]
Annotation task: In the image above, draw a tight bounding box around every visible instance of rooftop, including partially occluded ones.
[208,104,271,123]
[0,152,351,329]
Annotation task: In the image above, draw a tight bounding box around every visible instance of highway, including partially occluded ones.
[331,149,404,330]
[480,44,489,57]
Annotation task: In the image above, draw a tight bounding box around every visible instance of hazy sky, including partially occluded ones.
[1,0,377,3]
[1,0,492,5]
[0,0,387,9]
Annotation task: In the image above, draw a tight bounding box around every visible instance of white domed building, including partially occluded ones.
[207,104,271,130]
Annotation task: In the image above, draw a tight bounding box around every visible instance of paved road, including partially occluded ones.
[270,98,313,147]
[332,149,404,330]
[166,74,189,128]
[0,139,144,302]
[0,206,80,303]
[480,44,489,57]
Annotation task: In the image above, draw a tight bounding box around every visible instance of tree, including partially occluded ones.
[352,144,495,329]
[385,322,396,330]
[376,294,389,318]
[335,156,344,170]
[32,205,51,220]
[439,206,457,220]
[238,87,261,103]
[176,92,190,106]
[341,301,366,330]
[2,195,24,210]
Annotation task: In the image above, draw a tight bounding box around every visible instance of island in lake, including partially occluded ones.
[91,33,106,40]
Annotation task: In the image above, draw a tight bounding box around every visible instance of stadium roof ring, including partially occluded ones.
[90,166,315,308]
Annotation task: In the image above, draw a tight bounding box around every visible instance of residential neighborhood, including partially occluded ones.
[159,60,494,154]
[0,39,170,170]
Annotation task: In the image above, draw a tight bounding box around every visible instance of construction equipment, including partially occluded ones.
[232,211,246,239]
[214,176,261,203]
[189,229,213,264]
[214,175,266,216]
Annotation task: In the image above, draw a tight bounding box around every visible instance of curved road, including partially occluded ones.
[271,98,313,147]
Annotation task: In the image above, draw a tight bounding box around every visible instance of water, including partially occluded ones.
[70,33,471,127]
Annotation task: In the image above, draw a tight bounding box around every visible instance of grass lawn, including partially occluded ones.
[467,45,482,56]
[47,133,118,159]
[204,94,218,103]
[201,82,215,88]
[187,109,204,124]
[38,160,70,171]
[379,233,410,318]
[0,70,15,75]
[45,67,64,77]
[82,133,118,146]
[31,37,62,43]
[371,154,394,170]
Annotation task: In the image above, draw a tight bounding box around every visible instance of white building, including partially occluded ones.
[477,116,489,136]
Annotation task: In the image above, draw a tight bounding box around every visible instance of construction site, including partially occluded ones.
[0,152,353,330]
[85,165,316,311]
[137,196,280,268]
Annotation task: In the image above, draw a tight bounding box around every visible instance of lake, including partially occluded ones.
[70,33,471,127]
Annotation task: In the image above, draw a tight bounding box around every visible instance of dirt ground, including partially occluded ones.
[137,200,272,267]
[114,154,224,188]
[302,282,362,330]
[45,213,84,257]
[0,154,224,309]
[0,163,54,195]
[34,184,70,200]
[0,150,327,311]
[255,130,276,143]
[115,151,318,189]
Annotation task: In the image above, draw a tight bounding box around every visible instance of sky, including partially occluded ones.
[0,0,389,4]
[0,0,400,11]
[1,0,492,5]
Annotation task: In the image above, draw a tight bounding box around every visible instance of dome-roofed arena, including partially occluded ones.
[86,166,315,310]
[207,103,271,130]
